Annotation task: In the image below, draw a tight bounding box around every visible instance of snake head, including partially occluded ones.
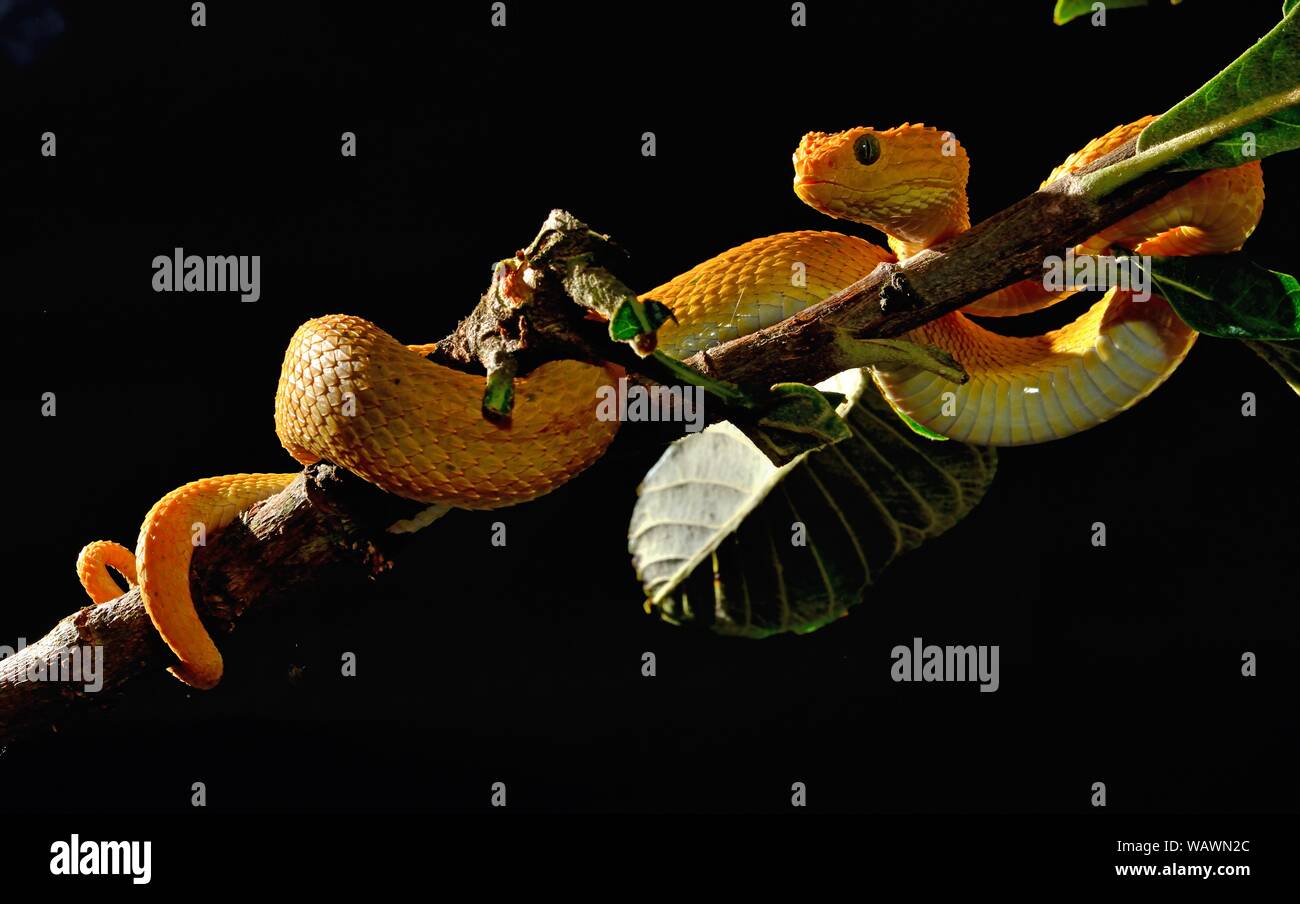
[792,123,970,255]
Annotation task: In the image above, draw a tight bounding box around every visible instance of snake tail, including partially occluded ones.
[78,474,297,689]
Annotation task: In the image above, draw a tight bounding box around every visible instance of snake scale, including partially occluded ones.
[76,118,1264,688]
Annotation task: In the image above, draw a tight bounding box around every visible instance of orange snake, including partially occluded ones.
[76,118,1263,688]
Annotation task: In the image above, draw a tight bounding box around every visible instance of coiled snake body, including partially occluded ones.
[78,119,1263,688]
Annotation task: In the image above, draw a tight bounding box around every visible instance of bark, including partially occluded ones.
[0,465,428,742]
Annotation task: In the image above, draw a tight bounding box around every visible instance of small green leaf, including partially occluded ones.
[609,298,677,355]
[481,366,515,421]
[1053,0,1148,26]
[745,383,853,462]
[1244,339,1300,395]
[608,298,649,341]
[894,408,951,441]
[836,334,968,384]
[1123,254,1300,340]
[757,383,852,442]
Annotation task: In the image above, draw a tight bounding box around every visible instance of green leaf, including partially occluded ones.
[479,357,519,424]
[1123,253,1300,339]
[1287,0,1299,19]
[1076,7,1300,196]
[609,298,651,341]
[894,408,951,441]
[1135,5,1300,171]
[610,298,686,354]
[628,370,996,637]
[751,382,852,455]
[1053,0,1148,26]
[481,366,515,420]
[837,335,968,384]
[1244,339,1300,395]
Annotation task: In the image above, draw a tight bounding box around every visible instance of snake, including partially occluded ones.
[76,117,1264,689]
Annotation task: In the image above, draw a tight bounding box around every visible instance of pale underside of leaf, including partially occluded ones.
[628,370,996,636]
[628,370,868,605]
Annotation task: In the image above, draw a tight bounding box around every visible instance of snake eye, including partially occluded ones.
[853,134,880,166]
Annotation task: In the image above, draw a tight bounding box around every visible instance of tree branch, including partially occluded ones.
[0,464,429,743]
[681,137,1199,388]
[0,137,1201,743]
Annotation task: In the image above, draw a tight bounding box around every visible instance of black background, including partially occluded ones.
[1,0,1297,832]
